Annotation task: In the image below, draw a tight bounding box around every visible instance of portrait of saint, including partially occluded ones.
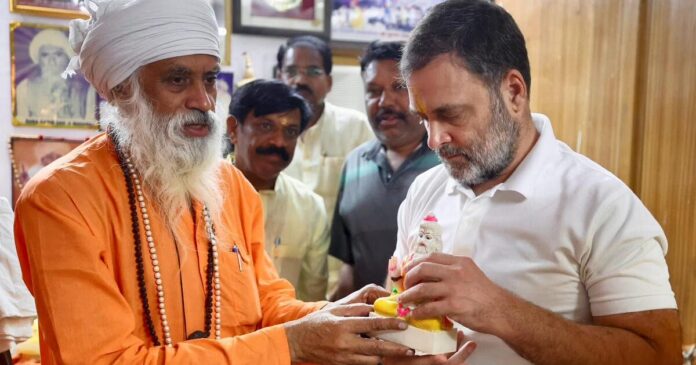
[11,23,98,128]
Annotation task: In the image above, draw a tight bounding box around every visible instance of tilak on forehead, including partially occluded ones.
[62,0,221,97]
[408,88,428,119]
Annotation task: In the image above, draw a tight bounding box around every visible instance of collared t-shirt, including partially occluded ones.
[330,138,440,289]
[394,114,677,365]
[14,134,324,365]
[259,173,329,302]
[284,101,374,218]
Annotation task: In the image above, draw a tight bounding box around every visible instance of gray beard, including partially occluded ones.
[101,94,225,230]
[436,92,520,187]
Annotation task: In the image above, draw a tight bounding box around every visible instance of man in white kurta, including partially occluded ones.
[278,36,374,296]
[0,197,35,359]
[227,79,329,302]
[259,173,329,301]
[284,101,373,217]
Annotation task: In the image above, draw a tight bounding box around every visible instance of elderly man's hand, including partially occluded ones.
[325,284,391,310]
[284,303,413,365]
[382,331,477,365]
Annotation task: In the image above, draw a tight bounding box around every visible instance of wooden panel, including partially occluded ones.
[498,0,696,344]
[497,0,640,185]
[635,0,696,344]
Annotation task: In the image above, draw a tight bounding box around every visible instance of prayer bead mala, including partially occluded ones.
[113,138,221,346]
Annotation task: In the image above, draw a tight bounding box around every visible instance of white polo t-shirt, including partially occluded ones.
[394,113,677,365]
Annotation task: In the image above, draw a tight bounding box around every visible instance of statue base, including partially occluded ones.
[368,312,457,355]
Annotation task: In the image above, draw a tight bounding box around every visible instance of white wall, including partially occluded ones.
[1,2,365,202]
[326,65,366,115]
[230,33,285,80]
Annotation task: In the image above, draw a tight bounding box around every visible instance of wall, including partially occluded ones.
[230,33,284,80]
[497,0,696,345]
[635,0,696,344]
[497,0,640,185]
[0,0,95,201]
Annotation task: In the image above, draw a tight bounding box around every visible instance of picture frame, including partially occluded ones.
[10,1,231,65]
[233,0,330,39]
[210,0,233,65]
[330,0,445,49]
[10,22,100,129]
[214,70,235,122]
[9,0,88,19]
[8,136,85,206]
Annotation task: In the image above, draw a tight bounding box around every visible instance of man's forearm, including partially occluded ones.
[492,296,681,365]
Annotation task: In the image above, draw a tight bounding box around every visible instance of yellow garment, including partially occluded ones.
[14,133,325,364]
[14,320,39,359]
[259,173,329,301]
[373,295,448,331]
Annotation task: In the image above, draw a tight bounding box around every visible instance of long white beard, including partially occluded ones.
[102,84,225,231]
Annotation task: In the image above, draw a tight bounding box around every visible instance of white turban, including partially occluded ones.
[63,0,220,97]
[30,29,74,63]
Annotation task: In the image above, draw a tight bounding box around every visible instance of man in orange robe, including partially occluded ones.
[12,0,414,363]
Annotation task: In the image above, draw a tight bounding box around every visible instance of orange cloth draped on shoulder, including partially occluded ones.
[13,133,325,364]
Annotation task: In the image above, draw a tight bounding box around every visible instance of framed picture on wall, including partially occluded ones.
[209,0,233,65]
[233,0,330,38]
[8,136,85,206]
[10,22,100,129]
[331,0,445,48]
[215,71,235,122]
[9,0,87,19]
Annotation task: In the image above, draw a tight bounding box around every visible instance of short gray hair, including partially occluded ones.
[401,0,531,95]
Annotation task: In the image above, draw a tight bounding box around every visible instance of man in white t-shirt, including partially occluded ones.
[384,1,682,364]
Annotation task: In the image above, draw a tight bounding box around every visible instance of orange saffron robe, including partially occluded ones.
[14,134,325,364]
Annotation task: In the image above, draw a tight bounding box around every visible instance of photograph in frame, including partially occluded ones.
[233,0,329,38]
[209,0,233,65]
[10,22,100,129]
[10,0,88,19]
[214,71,235,122]
[331,0,445,47]
[8,136,85,206]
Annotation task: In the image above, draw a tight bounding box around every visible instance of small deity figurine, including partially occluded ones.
[371,214,456,354]
[374,214,452,332]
